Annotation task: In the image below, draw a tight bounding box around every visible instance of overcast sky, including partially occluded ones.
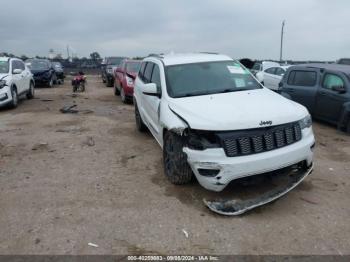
[0,0,349,60]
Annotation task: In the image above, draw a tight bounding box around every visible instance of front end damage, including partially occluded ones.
[179,125,315,215]
[204,162,313,216]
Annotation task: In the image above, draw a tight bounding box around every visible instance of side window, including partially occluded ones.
[151,64,161,93]
[11,61,20,72]
[323,73,345,90]
[18,61,25,70]
[143,62,154,83]
[287,70,317,86]
[265,67,276,74]
[275,68,285,76]
[138,62,147,80]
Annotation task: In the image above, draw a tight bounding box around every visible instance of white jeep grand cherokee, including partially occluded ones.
[134,53,315,215]
[0,57,35,108]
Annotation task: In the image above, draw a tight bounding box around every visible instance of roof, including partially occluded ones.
[146,53,232,66]
[291,63,350,76]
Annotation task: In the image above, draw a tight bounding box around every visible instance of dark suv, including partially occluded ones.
[25,59,56,88]
[101,57,127,87]
[280,63,350,132]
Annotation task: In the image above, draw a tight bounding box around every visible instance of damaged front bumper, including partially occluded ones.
[204,163,313,216]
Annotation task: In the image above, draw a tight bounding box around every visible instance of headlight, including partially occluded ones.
[126,76,134,87]
[299,115,312,129]
[107,68,113,74]
[0,80,7,89]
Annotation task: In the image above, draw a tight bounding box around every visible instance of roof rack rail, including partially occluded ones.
[199,52,219,55]
[147,53,164,58]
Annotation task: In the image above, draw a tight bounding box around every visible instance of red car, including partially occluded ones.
[114,59,142,103]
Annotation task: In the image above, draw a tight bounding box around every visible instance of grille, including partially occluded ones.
[220,122,302,157]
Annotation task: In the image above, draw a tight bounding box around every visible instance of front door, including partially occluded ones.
[315,72,348,123]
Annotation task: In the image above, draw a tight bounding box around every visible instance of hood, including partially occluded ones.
[31,69,50,76]
[168,88,308,131]
[0,73,9,80]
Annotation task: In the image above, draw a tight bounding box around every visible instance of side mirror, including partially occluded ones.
[331,85,346,93]
[13,69,23,74]
[141,83,160,97]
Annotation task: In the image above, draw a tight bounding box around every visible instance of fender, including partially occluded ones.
[337,102,350,131]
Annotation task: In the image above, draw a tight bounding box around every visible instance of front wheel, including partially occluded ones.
[163,132,193,185]
[346,120,350,134]
[120,87,127,104]
[10,87,18,108]
[114,82,120,96]
[26,82,35,99]
[135,102,147,132]
[48,77,54,88]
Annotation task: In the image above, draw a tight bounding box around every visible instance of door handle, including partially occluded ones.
[319,92,326,96]
[286,88,295,93]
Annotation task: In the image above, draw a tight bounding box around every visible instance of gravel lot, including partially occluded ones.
[0,75,349,255]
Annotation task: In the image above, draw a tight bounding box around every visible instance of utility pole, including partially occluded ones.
[66,45,70,60]
[280,20,285,62]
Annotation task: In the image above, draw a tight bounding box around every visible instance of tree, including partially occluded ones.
[20,55,29,61]
[90,52,101,61]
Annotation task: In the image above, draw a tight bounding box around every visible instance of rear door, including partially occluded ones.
[314,71,349,123]
[282,69,319,114]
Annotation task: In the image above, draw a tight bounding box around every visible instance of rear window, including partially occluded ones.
[287,70,317,86]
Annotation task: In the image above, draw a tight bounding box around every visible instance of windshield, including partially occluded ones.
[339,59,350,65]
[0,61,9,74]
[26,60,50,70]
[166,60,262,98]
[107,58,124,65]
[126,62,141,73]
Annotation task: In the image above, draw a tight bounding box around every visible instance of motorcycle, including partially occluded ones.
[71,72,86,92]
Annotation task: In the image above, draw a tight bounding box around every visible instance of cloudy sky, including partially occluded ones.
[0,0,349,60]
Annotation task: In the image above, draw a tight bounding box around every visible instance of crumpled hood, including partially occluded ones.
[168,88,308,131]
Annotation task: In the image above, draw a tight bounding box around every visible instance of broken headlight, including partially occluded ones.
[299,115,312,129]
[0,80,6,89]
[186,129,221,150]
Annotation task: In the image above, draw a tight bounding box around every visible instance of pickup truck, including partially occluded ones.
[280,63,350,132]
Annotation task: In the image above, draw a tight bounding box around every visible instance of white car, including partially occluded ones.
[134,53,315,215]
[251,61,280,76]
[0,57,35,108]
[256,65,290,91]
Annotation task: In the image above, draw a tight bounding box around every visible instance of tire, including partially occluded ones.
[106,78,113,87]
[121,87,127,104]
[10,87,18,108]
[26,82,35,99]
[163,131,193,185]
[114,82,120,96]
[48,77,54,88]
[346,120,350,134]
[135,102,147,132]
[52,74,57,85]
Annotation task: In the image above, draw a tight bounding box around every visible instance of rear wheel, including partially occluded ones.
[26,82,35,99]
[135,102,147,132]
[163,132,193,185]
[10,87,18,108]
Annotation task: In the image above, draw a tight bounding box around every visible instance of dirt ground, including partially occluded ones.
[0,75,349,255]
